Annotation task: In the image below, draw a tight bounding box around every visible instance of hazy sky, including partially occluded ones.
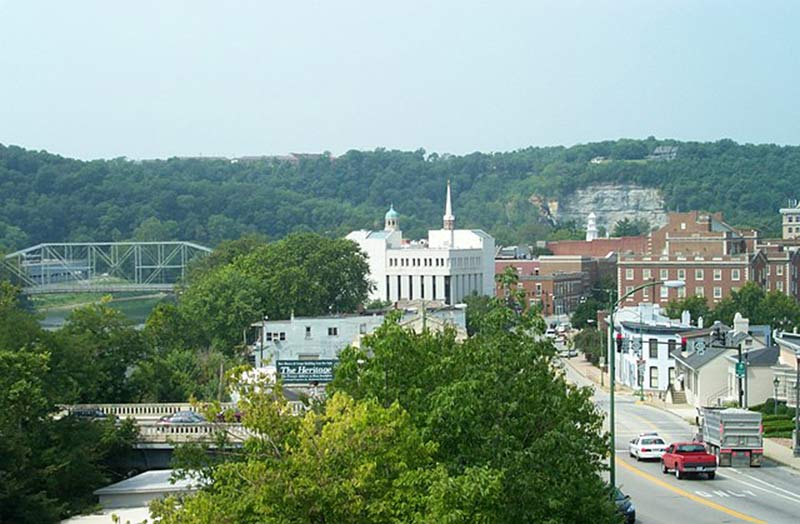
[1,1,799,159]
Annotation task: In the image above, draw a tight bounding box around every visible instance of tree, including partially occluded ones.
[329,299,618,523]
[611,217,650,237]
[57,301,150,403]
[571,297,603,330]
[0,293,138,523]
[664,295,711,324]
[574,327,606,365]
[176,233,371,353]
[151,391,503,523]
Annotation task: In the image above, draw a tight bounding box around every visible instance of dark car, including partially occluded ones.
[69,407,114,422]
[614,488,636,524]
[156,410,206,425]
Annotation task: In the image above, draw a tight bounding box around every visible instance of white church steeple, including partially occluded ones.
[586,212,598,241]
[443,180,455,231]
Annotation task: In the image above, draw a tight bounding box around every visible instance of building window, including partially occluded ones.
[680,222,686,230]
[731,268,740,281]
[305,326,312,339]
[650,367,659,389]
[279,332,286,341]
[328,327,338,337]
[778,280,784,292]
[713,269,722,281]
[535,283,542,296]
[625,268,634,280]
[695,286,705,297]
[678,269,686,280]
[265,332,273,341]
[660,269,669,280]
[649,339,658,359]
[668,340,676,354]
[713,286,722,299]
[643,269,652,280]
[677,286,686,298]
[660,286,669,299]
[778,265,784,276]
[625,286,634,300]
[359,323,367,334]
[695,269,704,280]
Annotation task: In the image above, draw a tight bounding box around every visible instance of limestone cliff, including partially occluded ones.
[549,184,667,231]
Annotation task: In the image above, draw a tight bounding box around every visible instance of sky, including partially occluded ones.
[1,0,799,159]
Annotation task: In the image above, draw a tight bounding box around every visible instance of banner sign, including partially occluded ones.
[276,360,337,384]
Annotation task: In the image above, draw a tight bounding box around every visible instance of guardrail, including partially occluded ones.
[137,423,251,444]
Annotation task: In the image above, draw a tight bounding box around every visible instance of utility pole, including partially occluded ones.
[737,343,744,408]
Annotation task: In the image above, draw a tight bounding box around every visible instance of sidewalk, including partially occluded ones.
[564,356,800,471]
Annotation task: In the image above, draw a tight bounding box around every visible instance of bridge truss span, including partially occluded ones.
[3,241,212,294]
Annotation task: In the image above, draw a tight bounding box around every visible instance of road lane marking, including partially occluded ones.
[715,470,800,505]
[616,459,766,524]
[723,468,800,503]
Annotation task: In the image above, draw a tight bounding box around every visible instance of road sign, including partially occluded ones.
[695,340,706,354]
[735,361,746,378]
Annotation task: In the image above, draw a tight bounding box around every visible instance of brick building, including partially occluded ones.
[618,212,768,305]
[495,255,613,317]
[546,236,648,257]
[759,243,800,299]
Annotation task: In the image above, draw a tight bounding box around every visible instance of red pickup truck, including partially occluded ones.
[661,442,717,480]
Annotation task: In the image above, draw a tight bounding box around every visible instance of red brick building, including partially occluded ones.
[759,243,800,299]
[547,236,648,257]
[495,255,612,316]
[618,212,768,305]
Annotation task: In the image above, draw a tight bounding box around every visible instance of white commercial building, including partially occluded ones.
[347,182,495,305]
[251,305,467,367]
[612,303,691,393]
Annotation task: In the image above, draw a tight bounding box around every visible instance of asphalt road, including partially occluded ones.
[562,356,800,524]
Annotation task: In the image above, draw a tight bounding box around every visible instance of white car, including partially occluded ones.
[545,328,558,340]
[629,432,668,461]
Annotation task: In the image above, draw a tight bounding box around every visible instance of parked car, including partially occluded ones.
[545,328,558,340]
[661,442,717,479]
[157,410,206,425]
[69,407,115,423]
[629,432,668,461]
[614,488,636,524]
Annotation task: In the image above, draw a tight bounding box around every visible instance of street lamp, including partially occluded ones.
[773,376,781,416]
[608,279,684,488]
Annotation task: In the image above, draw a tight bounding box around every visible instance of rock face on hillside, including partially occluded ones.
[550,184,667,232]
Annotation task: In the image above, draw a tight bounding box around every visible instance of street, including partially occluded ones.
[562,356,800,524]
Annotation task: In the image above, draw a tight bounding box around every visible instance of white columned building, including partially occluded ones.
[347,182,495,305]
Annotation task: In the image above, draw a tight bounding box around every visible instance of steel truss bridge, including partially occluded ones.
[3,242,212,294]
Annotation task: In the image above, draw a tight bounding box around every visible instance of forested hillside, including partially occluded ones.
[1,137,798,251]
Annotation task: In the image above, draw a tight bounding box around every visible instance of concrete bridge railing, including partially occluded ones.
[62,401,308,421]
[137,423,252,444]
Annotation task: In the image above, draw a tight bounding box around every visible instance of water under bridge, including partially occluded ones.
[2,241,212,294]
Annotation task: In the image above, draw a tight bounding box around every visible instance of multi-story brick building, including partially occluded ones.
[618,212,767,305]
[495,255,613,317]
[759,243,800,299]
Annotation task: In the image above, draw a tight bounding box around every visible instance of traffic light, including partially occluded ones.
[615,333,623,353]
[680,337,687,352]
